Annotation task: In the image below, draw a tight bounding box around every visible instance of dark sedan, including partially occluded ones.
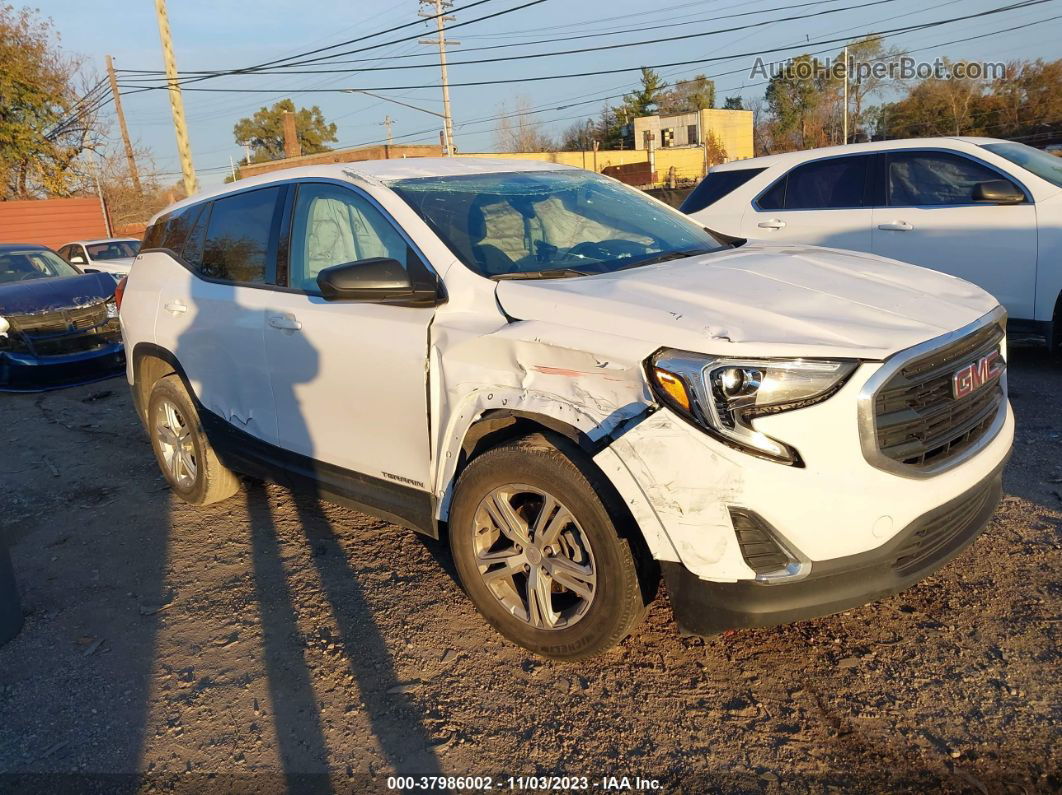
[0,244,125,391]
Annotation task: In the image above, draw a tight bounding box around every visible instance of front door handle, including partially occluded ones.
[878,221,913,231]
[163,300,187,315]
[757,219,786,229]
[268,313,302,331]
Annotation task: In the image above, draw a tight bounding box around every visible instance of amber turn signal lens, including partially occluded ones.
[114,275,128,311]
[652,367,691,412]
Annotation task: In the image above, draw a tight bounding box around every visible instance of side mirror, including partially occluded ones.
[316,257,441,306]
[69,255,86,264]
[973,180,1024,204]
[83,268,100,274]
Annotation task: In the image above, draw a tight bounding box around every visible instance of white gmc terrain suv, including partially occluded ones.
[118,159,1013,659]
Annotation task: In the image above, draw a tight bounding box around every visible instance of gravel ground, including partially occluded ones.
[0,346,1058,793]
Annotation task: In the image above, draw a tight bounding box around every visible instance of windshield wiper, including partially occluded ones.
[614,248,713,271]
[492,267,594,280]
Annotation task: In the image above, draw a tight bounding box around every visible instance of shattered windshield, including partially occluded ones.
[0,250,81,284]
[389,170,725,279]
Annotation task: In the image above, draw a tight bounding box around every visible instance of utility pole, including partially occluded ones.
[382,115,394,146]
[154,0,197,195]
[419,0,457,156]
[842,44,849,145]
[105,54,141,193]
[92,153,113,237]
[282,110,302,159]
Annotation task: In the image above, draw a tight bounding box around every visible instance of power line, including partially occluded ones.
[150,5,1058,177]
[118,0,900,83]
[117,0,551,90]
[334,11,1062,150]
[121,0,856,74]
[116,1,1057,95]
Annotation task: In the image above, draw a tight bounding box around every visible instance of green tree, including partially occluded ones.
[661,74,715,113]
[722,96,744,110]
[233,99,338,163]
[0,5,97,199]
[621,67,668,118]
[763,54,827,150]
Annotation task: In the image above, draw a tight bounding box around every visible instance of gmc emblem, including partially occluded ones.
[952,351,1004,399]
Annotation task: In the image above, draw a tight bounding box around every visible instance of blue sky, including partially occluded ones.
[40,0,1062,189]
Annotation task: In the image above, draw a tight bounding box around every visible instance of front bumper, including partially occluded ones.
[663,459,1004,635]
[0,343,125,392]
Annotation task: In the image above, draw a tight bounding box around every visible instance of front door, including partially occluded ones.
[872,150,1038,319]
[264,181,435,489]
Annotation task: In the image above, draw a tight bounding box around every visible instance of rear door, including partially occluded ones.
[744,154,875,251]
[872,149,1037,319]
[152,188,285,445]
[263,180,435,488]
[682,167,766,235]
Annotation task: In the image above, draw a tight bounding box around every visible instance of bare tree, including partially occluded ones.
[494,97,555,152]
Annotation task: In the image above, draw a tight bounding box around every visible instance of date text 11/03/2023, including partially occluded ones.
[385,776,662,790]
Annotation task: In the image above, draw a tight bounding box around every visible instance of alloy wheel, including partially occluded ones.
[154,398,197,491]
[472,484,597,630]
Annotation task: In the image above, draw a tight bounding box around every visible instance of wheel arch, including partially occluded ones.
[130,343,188,423]
[439,406,673,570]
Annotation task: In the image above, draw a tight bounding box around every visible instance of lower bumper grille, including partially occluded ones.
[891,480,995,576]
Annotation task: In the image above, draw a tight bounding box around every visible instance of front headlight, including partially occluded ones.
[649,349,858,464]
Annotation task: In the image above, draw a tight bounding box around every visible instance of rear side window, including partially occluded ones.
[784,156,870,209]
[680,168,765,214]
[142,220,165,250]
[200,187,283,283]
[757,155,871,210]
[181,204,211,267]
[757,178,786,210]
[144,205,202,254]
[888,151,1013,206]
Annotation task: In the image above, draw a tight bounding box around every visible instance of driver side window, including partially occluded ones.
[289,183,408,292]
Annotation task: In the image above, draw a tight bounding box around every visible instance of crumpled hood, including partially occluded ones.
[494,243,1000,360]
[0,272,116,316]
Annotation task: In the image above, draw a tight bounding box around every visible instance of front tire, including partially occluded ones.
[147,374,240,505]
[449,433,654,659]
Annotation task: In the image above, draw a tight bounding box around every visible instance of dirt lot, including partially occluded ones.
[1,347,1059,793]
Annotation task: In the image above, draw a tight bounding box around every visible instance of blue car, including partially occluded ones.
[0,244,125,391]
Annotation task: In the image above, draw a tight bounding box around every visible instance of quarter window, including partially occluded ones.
[200,187,283,283]
[288,183,408,292]
[680,168,766,214]
[888,152,1014,206]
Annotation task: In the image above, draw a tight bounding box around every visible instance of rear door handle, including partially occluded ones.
[878,221,913,231]
[163,300,187,315]
[757,219,786,229]
[268,313,302,331]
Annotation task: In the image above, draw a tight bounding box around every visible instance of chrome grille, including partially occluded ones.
[872,322,1005,472]
[8,301,109,335]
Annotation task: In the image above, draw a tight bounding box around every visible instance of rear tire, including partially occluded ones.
[147,374,240,505]
[449,433,654,660]
[1051,299,1062,366]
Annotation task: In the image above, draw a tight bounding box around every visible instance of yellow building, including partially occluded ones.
[631,108,754,162]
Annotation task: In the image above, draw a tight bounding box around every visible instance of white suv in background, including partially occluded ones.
[682,138,1062,354]
[118,159,1013,659]
[58,238,141,278]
